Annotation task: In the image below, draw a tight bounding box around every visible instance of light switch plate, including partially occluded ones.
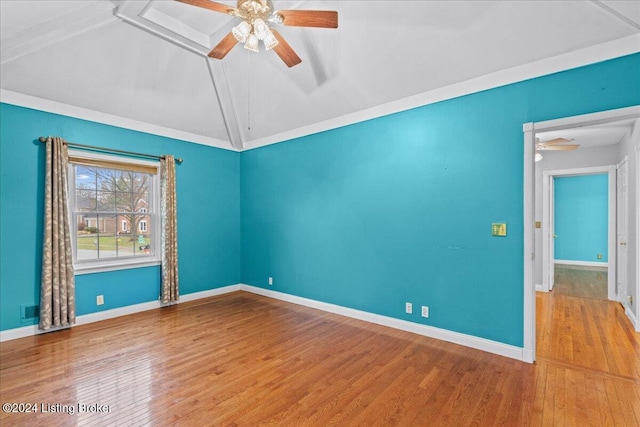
[491,223,507,237]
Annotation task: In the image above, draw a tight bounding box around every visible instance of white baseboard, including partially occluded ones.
[239,285,525,362]
[535,283,547,292]
[522,348,535,364]
[74,300,162,328]
[554,260,608,268]
[178,284,241,302]
[0,285,241,342]
[0,325,41,342]
[0,283,527,362]
[625,306,640,332]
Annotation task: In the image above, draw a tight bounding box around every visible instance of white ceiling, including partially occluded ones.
[1,0,639,151]
[538,118,636,149]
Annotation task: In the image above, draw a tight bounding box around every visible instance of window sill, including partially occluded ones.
[74,258,161,275]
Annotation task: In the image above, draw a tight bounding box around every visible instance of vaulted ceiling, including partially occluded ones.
[1,1,639,151]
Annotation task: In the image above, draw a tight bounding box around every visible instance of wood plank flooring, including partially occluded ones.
[554,265,608,300]
[1,290,639,426]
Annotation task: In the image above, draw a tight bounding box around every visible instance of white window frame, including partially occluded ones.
[68,150,161,275]
[121,219,128,232]
[139,220,147,232]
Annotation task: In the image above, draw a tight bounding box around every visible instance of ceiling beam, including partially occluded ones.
[114,0,210,56]
[207,59,244,150]
[0,2,119,65]
[590,0,640,30]
[115,0,241,149]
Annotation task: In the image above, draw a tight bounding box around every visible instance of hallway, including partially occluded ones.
[536,279,640,424]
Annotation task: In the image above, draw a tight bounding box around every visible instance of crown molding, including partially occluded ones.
[243,34,640,151]
[2,34,639,153]
[0,89,237,152]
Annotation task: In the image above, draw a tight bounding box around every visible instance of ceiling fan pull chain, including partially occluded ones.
[247,50,251,131]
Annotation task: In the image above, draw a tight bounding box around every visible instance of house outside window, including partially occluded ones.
[69,150,161,273]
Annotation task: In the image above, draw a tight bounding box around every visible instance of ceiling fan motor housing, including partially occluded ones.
[234,0,278,22]
[175,0,338,67]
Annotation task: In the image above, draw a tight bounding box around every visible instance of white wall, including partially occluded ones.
[534,145,619,286]
[617,120,639,318]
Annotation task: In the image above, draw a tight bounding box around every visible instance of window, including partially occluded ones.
[69,151,160,273]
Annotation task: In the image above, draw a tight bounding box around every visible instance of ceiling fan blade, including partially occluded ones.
[277,10,338,28]
[537,144,580,151]
[541,137,574,145]
[208,32,238,59]
[271,29,302,67]
[175,0,237,15]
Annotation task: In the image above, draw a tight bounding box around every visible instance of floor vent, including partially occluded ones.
[21,305,39,322]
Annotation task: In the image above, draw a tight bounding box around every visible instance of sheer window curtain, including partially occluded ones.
[39,137,76,330]
[161,155,179,303]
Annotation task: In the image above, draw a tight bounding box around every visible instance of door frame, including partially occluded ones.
[636,143,640,332]
[617,157,629,305]
[522,105,640,363]
[541,166,616,299]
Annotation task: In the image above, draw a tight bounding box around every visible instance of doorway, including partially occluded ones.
[522,105,640,363]
[540,167,616,299]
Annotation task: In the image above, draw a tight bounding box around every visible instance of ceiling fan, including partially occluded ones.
[175,0,338,67]
[536,137,580,151]
[534,137,579,162]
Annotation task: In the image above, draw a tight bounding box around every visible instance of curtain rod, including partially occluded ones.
[38,137,183,164]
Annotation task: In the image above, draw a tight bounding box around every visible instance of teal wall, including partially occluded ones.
[554,174,609,262]
[0,103,241,331]
[241,53,640,347]
[2,53,639,346]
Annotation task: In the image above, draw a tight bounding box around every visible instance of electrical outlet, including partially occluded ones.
[268,277,273,286]
[421,306,429,318]
[96,295,104,306]
[405,302,412,314]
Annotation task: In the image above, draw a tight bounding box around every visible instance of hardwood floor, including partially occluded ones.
[536,289,640,426]
[1,290,639,426]
[554,265,608,300]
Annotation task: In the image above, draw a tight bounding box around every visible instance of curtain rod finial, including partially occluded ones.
[39,136,47,142]
[176,158,183,164]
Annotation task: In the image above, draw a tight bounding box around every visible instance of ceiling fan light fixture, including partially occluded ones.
[253,18,269,39]
[175,0,337,67]
[244,33,260,52]
[535,153,543,162]
[262,28,279,50]
[232,20,251,43]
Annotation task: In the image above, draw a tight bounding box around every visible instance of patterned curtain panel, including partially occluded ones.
[39,137,76,330]
[161,155,179,303]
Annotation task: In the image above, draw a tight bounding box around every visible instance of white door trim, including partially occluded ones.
[541,170,554,292]
[523,122,536,363]
[636,143,640,331]
[541,166,616,298]
[522,105,640,363]
[617,157,629,304]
